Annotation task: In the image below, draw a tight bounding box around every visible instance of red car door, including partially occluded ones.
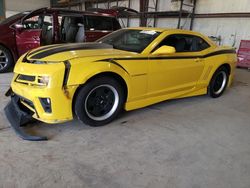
[85,30,111,42]
[14,8,46,56]
[84,15,113,42]
[15,29,41,56]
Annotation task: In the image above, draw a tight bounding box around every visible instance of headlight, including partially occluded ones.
[33,61,46,64]
[37,76,50,86]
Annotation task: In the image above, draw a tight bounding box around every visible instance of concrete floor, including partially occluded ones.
[0,69,250,188]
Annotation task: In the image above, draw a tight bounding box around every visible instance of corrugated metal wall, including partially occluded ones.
[93,0,250,48]
[0,0,4,20]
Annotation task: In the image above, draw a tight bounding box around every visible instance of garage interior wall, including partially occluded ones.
[91,0,250,49]
[5,0,50,17]
[4,0,250,49]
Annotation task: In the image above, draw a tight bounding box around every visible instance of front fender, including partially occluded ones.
[68,59,130,85]
[67,59,131,95]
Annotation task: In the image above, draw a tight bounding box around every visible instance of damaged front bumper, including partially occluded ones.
[4,89,47,141]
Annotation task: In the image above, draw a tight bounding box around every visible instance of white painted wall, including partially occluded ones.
[5,0,50,17]
[196,0,250,13]
[194,18,250,48]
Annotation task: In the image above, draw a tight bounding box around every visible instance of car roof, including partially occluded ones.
[47,7,116,17]
[127,27,204,36]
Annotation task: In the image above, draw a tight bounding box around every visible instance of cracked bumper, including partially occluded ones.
[4,94,47,141]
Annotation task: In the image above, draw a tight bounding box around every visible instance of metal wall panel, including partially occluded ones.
[0,0,5,20]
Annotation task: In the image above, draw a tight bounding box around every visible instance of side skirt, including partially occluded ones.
[125,87,207,111]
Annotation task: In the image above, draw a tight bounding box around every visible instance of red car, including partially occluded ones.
[0,7,121,73]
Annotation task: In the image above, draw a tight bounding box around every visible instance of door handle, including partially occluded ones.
[32,36,40,41]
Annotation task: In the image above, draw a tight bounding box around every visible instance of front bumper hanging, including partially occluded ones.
[4,90,48,141]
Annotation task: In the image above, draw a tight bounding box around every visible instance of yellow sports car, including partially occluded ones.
[5,27,237,140]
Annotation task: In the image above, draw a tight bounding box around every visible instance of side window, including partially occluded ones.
[59,15,84,43]
[23,15,40,29]
[85,16,113,31]
[23,15,52,30]
[156,34,210,53]
[112,18,121,30]
[194,36,210,51]
[102,30,160,53]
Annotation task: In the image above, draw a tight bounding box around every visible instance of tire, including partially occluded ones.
[74,76,125,126]
[208,66,229,98]
[0,45,14,73]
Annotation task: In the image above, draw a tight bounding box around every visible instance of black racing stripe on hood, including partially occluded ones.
[28,44,66,57]
[29,43,113,59]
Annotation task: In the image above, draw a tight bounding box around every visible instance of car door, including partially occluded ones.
[15,28,41,56]
[15,13,54,56]
[148,34,210,98]
[84,15,113,42]
[58,14,85,43]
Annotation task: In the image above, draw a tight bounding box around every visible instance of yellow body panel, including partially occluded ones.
[11,28,237,124]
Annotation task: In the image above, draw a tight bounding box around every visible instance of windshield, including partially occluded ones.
[0,12,30,25]
[97,29,161,53]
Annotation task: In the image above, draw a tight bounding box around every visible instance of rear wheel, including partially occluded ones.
[74,77,125,126]
[0,45,14,73]
[208,66,229,98]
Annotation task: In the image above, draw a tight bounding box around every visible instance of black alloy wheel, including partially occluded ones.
[74,76,125,126]
[208,66,229,98]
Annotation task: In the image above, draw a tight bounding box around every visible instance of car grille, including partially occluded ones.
[17,74,36,82]
[20,97,35,109]
[15,74,46,86]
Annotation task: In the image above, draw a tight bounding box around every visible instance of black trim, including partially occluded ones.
[63,61,71,86]
[96,59,129,74]
[132,73,147,77]
[5,87,13,97]
[29,43,113,59]
[21,97,35,109]
[22,52,29,62]
[28,44,65,57]
[203,49,236,58]
[97,49,236,61]
[39,98,52,113]
[18,94,39,118]
[17,74,36,82]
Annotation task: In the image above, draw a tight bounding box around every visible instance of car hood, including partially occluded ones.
[26,43,137,62]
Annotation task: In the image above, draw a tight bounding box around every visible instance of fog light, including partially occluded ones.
[39,98,52,113]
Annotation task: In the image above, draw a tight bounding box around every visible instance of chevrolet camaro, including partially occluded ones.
[5,27,237,140]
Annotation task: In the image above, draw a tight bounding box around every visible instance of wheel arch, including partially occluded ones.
[0,42,16,61]
[219,63,231,75]
[208,63,231,84]
[72,71,129,115]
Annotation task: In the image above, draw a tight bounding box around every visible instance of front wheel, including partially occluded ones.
[0,45,14,73]
[74,77,125,126]
[208,67,229,98]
